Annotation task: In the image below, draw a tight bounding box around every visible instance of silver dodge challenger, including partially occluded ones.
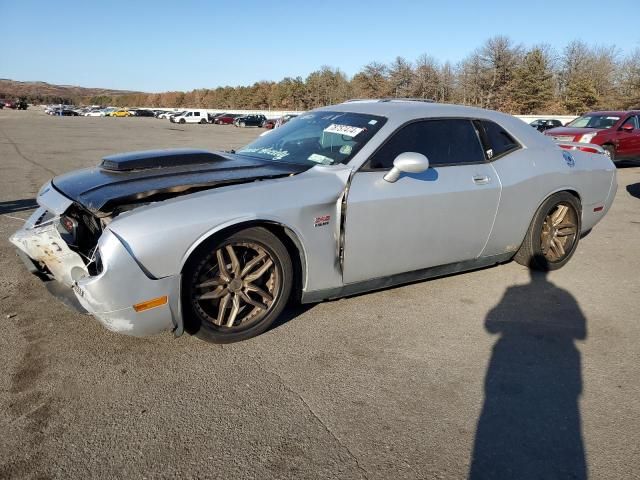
[11,99,617,343]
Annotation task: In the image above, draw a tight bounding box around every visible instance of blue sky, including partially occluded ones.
[1,0,638,93]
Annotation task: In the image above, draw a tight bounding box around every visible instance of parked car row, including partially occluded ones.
[42,104,299,129]
[0,98,28,110]
[529,118,564,132]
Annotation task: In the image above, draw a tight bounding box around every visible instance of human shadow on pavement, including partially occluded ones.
[469,257,588,480]
[626,183,640,200]
[0,198,38,215]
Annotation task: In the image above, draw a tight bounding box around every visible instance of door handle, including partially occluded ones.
[473,175,490,185]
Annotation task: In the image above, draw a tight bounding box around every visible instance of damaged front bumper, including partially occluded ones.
[10,204,181,337]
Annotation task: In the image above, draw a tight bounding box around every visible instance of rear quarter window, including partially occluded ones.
[480,120,520,159]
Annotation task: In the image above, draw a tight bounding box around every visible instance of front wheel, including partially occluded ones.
[514,192,581,271]
[179,118,185,124]
[182,227,293,343]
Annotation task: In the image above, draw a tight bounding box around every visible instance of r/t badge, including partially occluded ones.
[314,215,330,227]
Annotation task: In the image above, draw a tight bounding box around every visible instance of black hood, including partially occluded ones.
[52,149,307,216]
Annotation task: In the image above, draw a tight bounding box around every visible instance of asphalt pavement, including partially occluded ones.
[1,109,639,479]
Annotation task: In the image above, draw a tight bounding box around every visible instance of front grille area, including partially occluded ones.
[63,205,103,274]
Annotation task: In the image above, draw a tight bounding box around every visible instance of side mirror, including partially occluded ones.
[621,123,634,132]
[383,152,430,183]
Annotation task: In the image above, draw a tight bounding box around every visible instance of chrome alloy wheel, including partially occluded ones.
[192,242,280,329]
[540,203,578,263]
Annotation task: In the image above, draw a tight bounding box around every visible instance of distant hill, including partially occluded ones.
[0,79,144,103]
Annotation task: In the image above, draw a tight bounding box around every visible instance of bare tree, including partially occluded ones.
[388,56,414,98]
[412,54,440,100]
[619,48,640,108]
[477,36,523,110]
[351,62,390,98]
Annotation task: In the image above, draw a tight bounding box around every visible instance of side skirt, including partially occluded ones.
[301,253,514,304]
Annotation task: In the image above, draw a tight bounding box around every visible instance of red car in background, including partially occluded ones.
[545,110,640,163]
[214,113,241,125]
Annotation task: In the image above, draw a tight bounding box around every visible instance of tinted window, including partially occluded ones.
[480,120,519,159]
[368,119,484,169]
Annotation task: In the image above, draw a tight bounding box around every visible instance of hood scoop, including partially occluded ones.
[100,148,225,171]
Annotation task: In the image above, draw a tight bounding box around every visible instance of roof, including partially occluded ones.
[315,99,551,149]
[584,110,640,116]
[321,98,511,121]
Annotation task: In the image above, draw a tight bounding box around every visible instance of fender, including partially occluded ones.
[178,215,310,290]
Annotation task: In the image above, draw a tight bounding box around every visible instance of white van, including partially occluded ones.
[171,110,209,124]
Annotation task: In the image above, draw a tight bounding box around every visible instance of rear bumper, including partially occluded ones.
[11,207,180,337]
[581,168,617,231]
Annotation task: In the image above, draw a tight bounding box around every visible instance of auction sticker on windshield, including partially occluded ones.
[323,124,365,137]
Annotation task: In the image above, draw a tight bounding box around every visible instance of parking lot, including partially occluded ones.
[0,108,639,479]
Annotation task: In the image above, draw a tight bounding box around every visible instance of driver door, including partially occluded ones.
[617,115,640,158]
[342,118,501,284]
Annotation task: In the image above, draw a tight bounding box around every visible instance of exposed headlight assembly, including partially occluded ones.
[579,132,598,143]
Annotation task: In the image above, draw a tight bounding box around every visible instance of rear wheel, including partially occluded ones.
[514,192,581,271]
[200,119,207,124]
[183,227,292,343]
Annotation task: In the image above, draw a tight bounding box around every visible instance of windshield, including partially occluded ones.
[566,114,620,129]
[237,111,387,165]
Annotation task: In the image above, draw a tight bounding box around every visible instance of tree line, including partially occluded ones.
[74,37,639,114]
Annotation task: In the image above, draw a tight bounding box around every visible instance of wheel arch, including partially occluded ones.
[508,187,582,255]
[536,188,582,214]
[180,219,308,302]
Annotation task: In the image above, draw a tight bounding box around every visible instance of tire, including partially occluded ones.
[602,144,616,162]
[179,118,185,124]
[182,227,293,343]
[514,192,582,271]
[200,119,207,124]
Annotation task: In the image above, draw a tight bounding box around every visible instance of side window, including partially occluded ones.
[368,119,485,169]
[194,112,200,117]
[621,116,638,129]
[480,120,520,159]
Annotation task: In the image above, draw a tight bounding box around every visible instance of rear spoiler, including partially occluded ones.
[553,141,606,155]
